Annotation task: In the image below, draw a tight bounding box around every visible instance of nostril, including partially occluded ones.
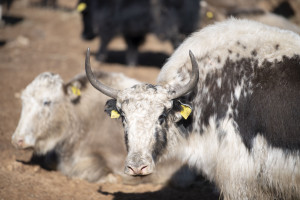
[127,166,136,174]
[127,165,149,175]
[140,165,148,172]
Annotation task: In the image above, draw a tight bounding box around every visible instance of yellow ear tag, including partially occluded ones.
[111,110,120,119]
[77,2,87,12]
[206,11,214,19]
[71,86,81,96]
[180,104,192,120]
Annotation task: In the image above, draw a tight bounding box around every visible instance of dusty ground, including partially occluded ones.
[0,1,218,200]
[1,0,300,200]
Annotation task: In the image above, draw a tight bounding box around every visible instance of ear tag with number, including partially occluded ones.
[71,86,81,96]
[77,2,87,12]
[111,110,120,119]
[180,104,192,120]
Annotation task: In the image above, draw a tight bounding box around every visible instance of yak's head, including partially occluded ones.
[12,72,82,154]
[85,48,199,176]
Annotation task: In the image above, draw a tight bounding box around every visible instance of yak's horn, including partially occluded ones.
[85,48,119,99]
[169,50,199,99]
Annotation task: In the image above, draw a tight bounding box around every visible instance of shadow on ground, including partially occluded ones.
[98,183,220,200]
[90,50,170,68]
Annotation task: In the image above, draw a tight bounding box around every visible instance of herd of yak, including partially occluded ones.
[6,0,300,199]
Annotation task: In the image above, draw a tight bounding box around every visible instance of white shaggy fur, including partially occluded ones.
[12,72,196,186]
[103,19,300,199]
[157,18,300,199]
[158,18,300,86]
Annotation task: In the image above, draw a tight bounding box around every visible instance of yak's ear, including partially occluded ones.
[173,100,192,120]
[105,99,120,119]
[64,81,82,104]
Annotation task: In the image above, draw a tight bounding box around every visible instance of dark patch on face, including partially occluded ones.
[152,126,168,162]
[251,49,257,57]
[236,53,240,58]
[275,44,280,50]
[228,49,232,54]
[217,56,221,63]
[124,129,129,151]
[236,55,300,151]
[242,45,247,49]
[236,41,240,46]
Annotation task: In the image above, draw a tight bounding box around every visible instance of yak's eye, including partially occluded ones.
[43,100,51,106]
[158,114,167,125]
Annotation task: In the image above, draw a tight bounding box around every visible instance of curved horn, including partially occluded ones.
[169,50,199,99]
[85,48,119,99]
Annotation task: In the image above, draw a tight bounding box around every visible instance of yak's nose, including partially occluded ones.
[125,153,154,176]
[125,165,150,176]
[11,137,24,148]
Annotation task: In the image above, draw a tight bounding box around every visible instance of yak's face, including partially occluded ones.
[85,48,198,176]
[12,73,69,154]
[105,84,192,176]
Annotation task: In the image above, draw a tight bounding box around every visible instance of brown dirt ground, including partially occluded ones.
[1,0,299,200]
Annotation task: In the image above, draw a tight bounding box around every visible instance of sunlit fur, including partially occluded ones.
[111,19,300,199]
[12,72,197,187]
[12,72,138,182]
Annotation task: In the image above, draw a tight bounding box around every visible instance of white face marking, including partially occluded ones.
[116,84,175,175]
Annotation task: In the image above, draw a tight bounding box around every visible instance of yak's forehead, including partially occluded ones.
[117,84,172,115]
[22,72,64,102]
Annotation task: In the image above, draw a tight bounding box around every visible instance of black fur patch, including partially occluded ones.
[173,99,193,137]
[251,49,257,57]
[145,84,157,91]
[152,127,167,162]
[124,129,129,152]
[196,57,256,130]
[236,55,300,150]
[193,55,300,151]
[104,99,118,116]
[172,100,184,112]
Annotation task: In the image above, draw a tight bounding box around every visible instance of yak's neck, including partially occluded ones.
[167,115,241,181]
[55,107,85,159]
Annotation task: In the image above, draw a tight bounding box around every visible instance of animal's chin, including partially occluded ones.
[131,173,151,177]
[13,143,34,151]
